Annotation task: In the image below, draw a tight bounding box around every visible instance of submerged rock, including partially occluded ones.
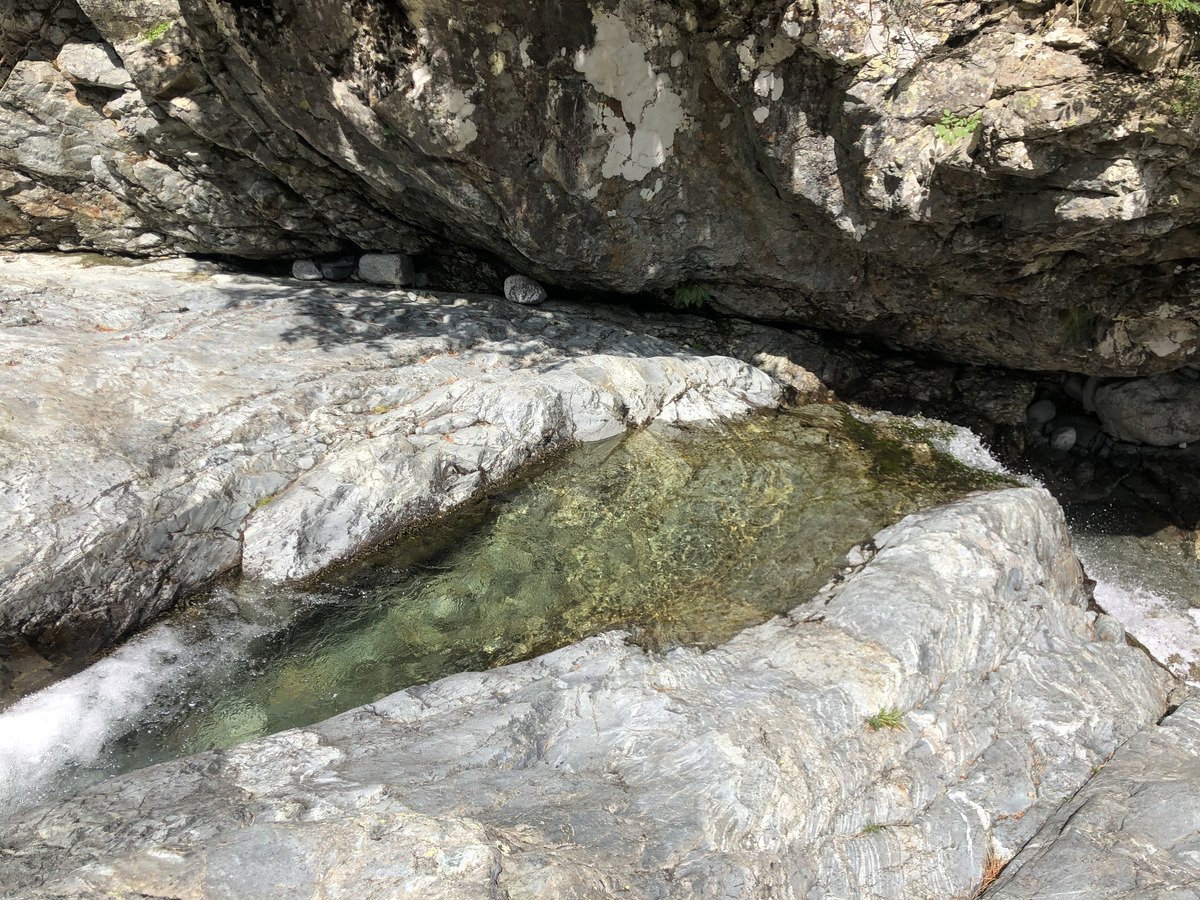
[0,489,1177,898]
[0,253,781,656]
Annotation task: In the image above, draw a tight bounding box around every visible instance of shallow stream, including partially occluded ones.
[0,405,1009,817]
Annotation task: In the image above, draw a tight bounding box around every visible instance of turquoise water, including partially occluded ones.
[0,406,1008,815]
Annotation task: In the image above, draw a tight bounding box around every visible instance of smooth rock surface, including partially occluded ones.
[0,253,781,654]
[2,0,1199,373]
[291,259,322,281]
[1093,372,1200,446]
[989,698,1200,900]
[0,488,1177,899]
[53,41,130,88]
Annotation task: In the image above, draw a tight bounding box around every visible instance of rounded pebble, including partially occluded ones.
[1026,399,1056,428]
[504,274,547,305]
[1049,426,1077,452]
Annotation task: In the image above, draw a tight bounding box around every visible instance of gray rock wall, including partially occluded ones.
[0,488,1179,899]
[3,0,1200,374]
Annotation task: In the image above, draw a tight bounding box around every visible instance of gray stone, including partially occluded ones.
[1055,414,1106,454]
[53,41,130,89]
[318,257,356,281]
[1026,399,1057,428]
[357,252,414,286]
[1093,613,1126,643]
[0,253,781,653]
[291,259,322,281]
[989,698,1200,900]
[503,274,547,306]
[0,488,1176,899]
[1050,426,1077,452]
[1093,372,1200,446]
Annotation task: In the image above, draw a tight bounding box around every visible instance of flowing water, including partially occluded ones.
[1066,500,1200,684]
[0,406,1011,817]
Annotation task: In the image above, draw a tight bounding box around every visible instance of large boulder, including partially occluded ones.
[1,0,1199,374]
[0,488,1179,898]
[1093,371,1200,446]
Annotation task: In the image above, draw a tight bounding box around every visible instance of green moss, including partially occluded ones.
[140,21,173,42]
[252,491,282,511]
[1127,0,1200,14]
[837,410,1016,493]
[1169,71,1200,122]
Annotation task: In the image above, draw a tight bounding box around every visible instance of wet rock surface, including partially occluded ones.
[2,0,1200,373]
[0,253,781,656]
[0,488,1180,899]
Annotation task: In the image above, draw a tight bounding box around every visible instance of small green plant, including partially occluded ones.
[934,109,982,144]
[140,21,173,42]
[252,491,281,510]
[860,823,884,835]
[670,282,710,309]
[1058,306,1097,348]
[866,708,906,731]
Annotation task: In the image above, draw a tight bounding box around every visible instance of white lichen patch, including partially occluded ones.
[753,69,784,100]
[574,9,687,183]
[408,66,433,100]
[640,177,664,201]
[403,66,478,152]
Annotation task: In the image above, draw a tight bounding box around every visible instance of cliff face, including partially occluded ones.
[3,0,1199,374]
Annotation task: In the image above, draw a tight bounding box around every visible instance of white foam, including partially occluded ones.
[0,588,291,817]
[0,629,190,812]
[1076,541,1200,685]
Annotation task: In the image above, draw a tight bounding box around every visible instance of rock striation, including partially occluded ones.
[0,253,780,655]
[2,0,1199,374]
[0,488,1180,899]
[990,697,1200,899]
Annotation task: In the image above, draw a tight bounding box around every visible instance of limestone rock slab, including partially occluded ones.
[988,698,1200,899]
[0,253,780,653]
[0,488,1178,899]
